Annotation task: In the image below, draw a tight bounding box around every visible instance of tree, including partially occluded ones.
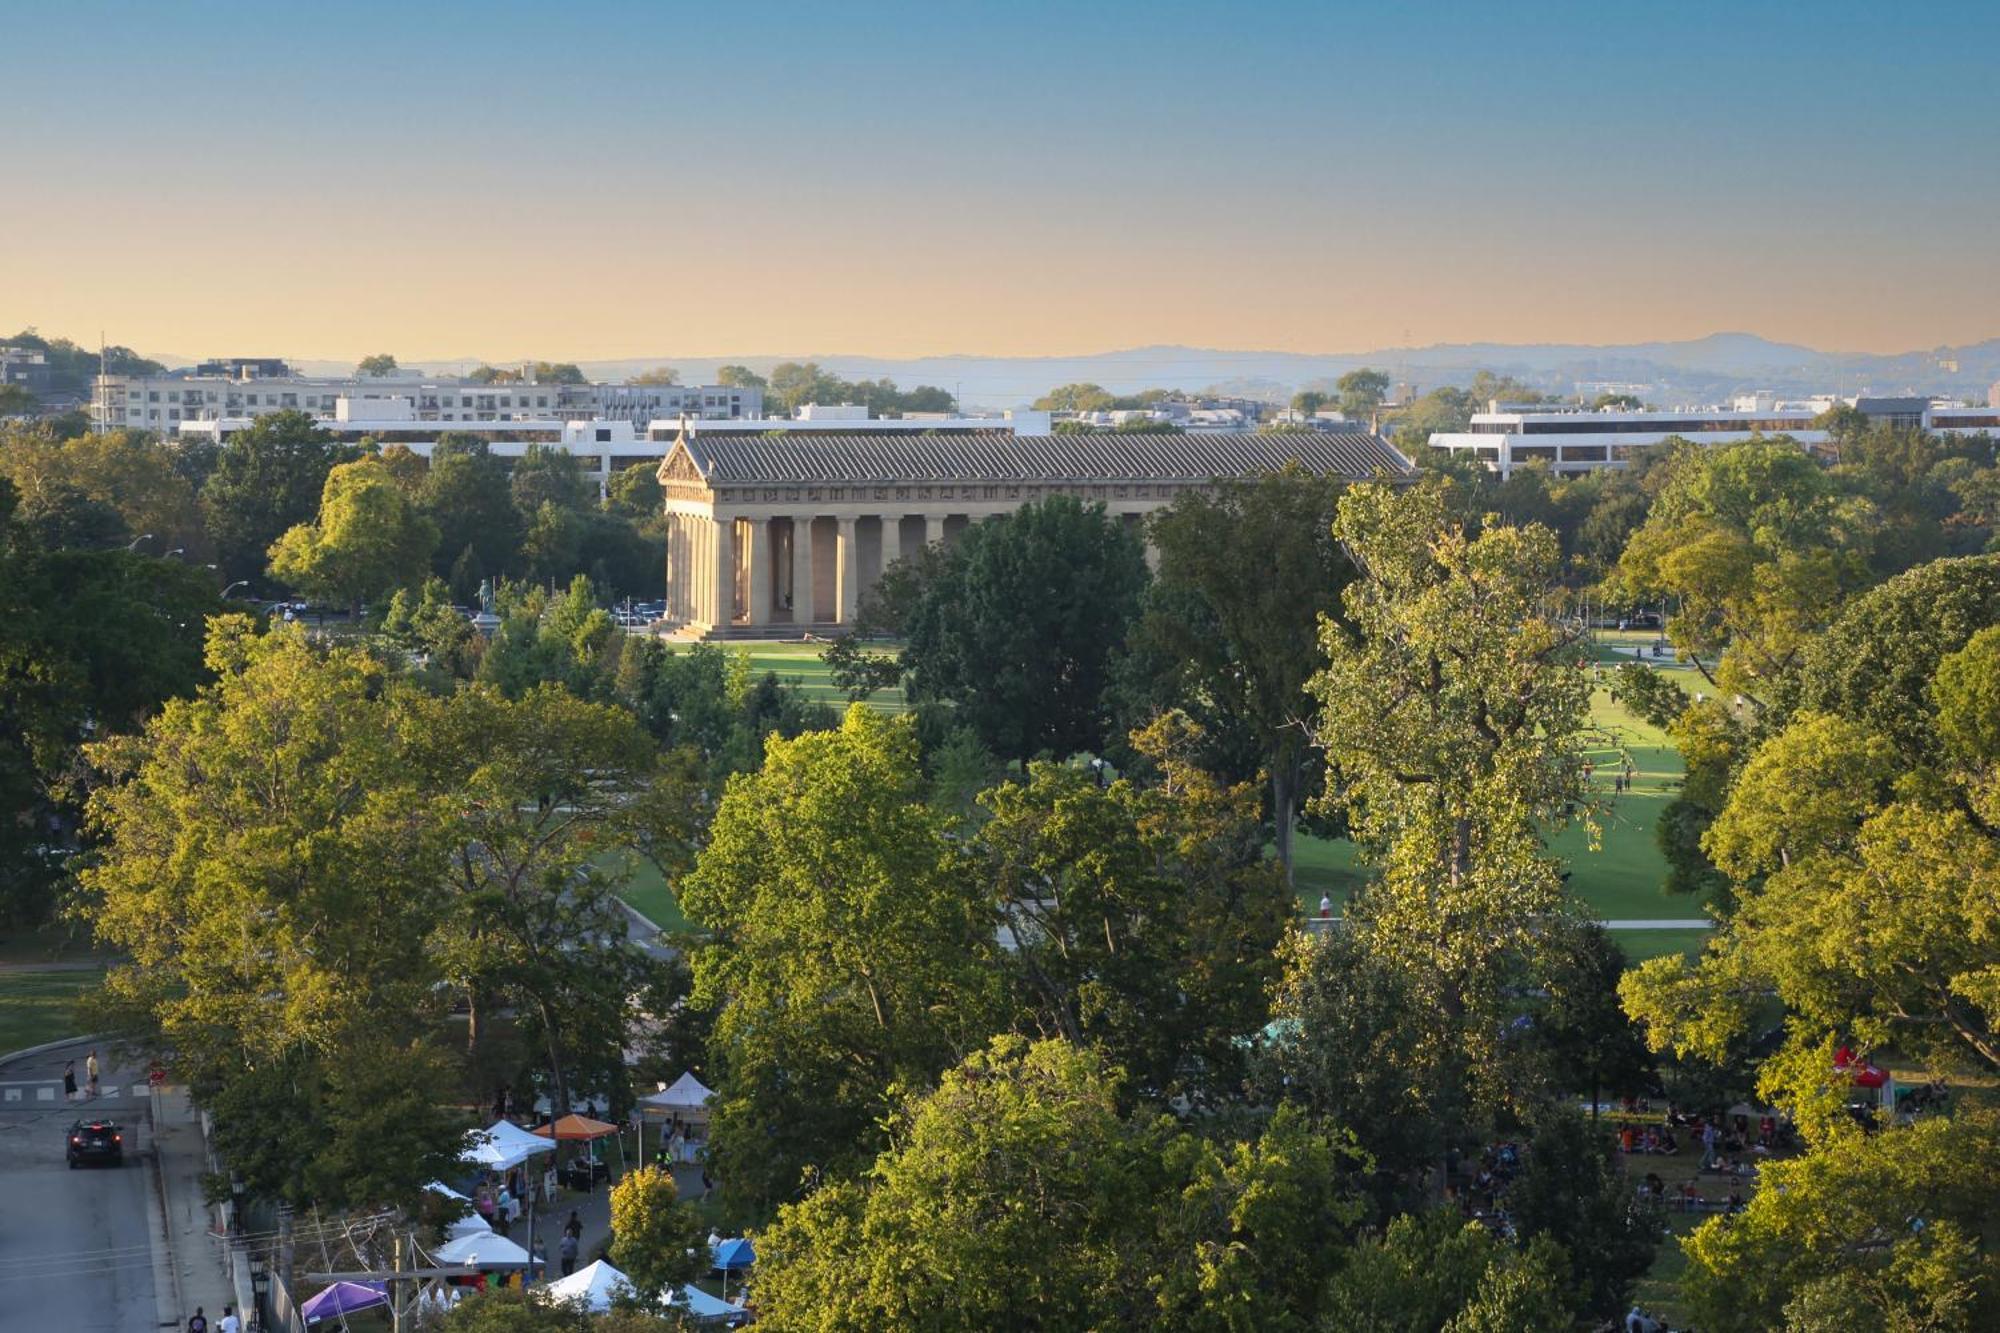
[716,364,767,390]
[1621,637,2000,1113]
[1591,392,1643,410]
[80,619,463,1211]
[0,428,209,557]
[467,365,522,384]
[511,442,591,515]
[1290,389,1327,417]
[976,713,1290,1103]
[1307,478,1591,1174]
[0,482,220,923]
[1034,382,1117,413]
[529,361,587,385]
[356,353,399,377]
[200,410,352,590]
[268,457,439,611]
[383,576,481,678]
[1505,1108,1659,1319]
[1787,553,2000,761]
[1677,1107,2000,1332]
[521,501,583,585]
[766,361,851,414]
[1613,438,1875,705]
[1321,1210,1578,1333]
[409,682,687,1118]
[899,495,1149,766]
[1335,367,1390,421]
[679,707,1003,1211]
[478,576,622,701]
[610,1165,706,1301]
[629,366,680,385]
[1128,464,1350,876]
[604,461,663,519]
[420,436,523,584]
[0,384,35,415]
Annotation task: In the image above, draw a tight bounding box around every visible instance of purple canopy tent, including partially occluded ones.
[300,1279,388,1323]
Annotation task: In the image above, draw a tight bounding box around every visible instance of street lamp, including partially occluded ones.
[125,533,156,551]
[221,581,250,599]
[164,547,186,559]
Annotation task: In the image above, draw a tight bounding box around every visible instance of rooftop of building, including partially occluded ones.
[675,430,1408,485]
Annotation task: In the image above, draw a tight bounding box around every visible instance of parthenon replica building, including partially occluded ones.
[656,428,1409,637]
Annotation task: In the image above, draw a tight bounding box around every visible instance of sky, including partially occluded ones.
[5,0,1999,363]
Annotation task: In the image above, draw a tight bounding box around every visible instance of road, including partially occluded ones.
[0,1040,172,1332]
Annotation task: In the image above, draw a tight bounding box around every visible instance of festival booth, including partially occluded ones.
[465,1119,558,1172]
[541,1259,636,1312]
[301,1280,387,1324]
[671,1282,751,1326]
[642,1072,715,1164]
[711,1236,755,1304]
[535,1112,624,1189]
[434,1230,532,1271]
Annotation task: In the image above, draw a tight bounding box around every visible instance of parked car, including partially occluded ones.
[66,1118,124,1167]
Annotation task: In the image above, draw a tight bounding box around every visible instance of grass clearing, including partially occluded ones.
[0,968,104,1053]
[599,849,691,935]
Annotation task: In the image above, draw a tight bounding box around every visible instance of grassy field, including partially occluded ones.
[733,641,908,713]
[0,968,103,1054]
[597,849,692,934]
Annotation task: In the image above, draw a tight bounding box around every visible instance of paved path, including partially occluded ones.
[1604,919,1711,930]
[0,1040,171,1332]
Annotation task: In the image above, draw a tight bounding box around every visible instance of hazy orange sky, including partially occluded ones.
[7,1,1999,362]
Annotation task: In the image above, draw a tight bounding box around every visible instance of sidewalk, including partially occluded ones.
[151,1086,241,1327]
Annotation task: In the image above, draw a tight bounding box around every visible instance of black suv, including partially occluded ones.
[66,1119,124,1167]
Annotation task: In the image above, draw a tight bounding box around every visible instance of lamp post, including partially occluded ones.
[221,580,250,599]
[249,1253,268,1331]
[124,533,155,552]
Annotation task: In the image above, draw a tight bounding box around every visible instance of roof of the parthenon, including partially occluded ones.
[666,430,1411,486]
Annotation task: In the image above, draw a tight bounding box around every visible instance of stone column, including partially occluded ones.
[924,513,945,546]
[836,516,860,625]
[714,516,737,629]
[693,518,709,625]
[747,517,772,626]
[666,514,683,620]
[881,513,903,570]
[791,516,814,625]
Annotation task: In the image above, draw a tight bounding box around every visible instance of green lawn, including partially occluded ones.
[715,640,908,713]
[0,968,103,1054]
[598,849,691,934]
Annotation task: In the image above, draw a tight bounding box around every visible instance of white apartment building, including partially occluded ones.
[1429,396,2000,477]
[95,365,762,432]
[175,400,1051,495]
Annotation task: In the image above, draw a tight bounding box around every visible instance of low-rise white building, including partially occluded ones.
[1429,396,2000,477]
[95,364,762,432]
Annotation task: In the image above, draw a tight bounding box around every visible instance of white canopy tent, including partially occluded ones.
[540,1259,636,1312]
[671,1282,749,1324]
[432,1231,531,1269]
[642,1072,715,1116]
[463,1119,557,1172]
[444,1213,493,1241]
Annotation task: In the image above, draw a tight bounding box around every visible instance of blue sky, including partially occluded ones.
[5,1,1997,358]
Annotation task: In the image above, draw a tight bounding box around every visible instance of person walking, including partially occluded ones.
[558,1229,579,1278]
[218,1306,240,1333]
[1700,1119,1719,1171]
[62,1060,77,1102]
[85,1049,100,1099]
[186,1308,208,1333]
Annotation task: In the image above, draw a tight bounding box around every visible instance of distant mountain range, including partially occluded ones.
[154,332,2000,410]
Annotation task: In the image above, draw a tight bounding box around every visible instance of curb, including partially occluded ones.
[0,1031,111,1071]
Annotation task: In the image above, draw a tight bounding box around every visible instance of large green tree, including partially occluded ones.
[1614,438,1875,705]
[268,456,439,610]
[200,410,353,590]
[680,707,1003,1211]
[752,1036,1369,1333]
[1126,464,1349,875]
[975,714,1291,1104]
[419,435,523,584]
[1307,478,1591,1169]
[80,619,463,1211]
[899,495,1149,766]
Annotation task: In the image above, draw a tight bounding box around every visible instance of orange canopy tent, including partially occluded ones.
[533,1114,619,1141]
[535,1113,626,1179]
